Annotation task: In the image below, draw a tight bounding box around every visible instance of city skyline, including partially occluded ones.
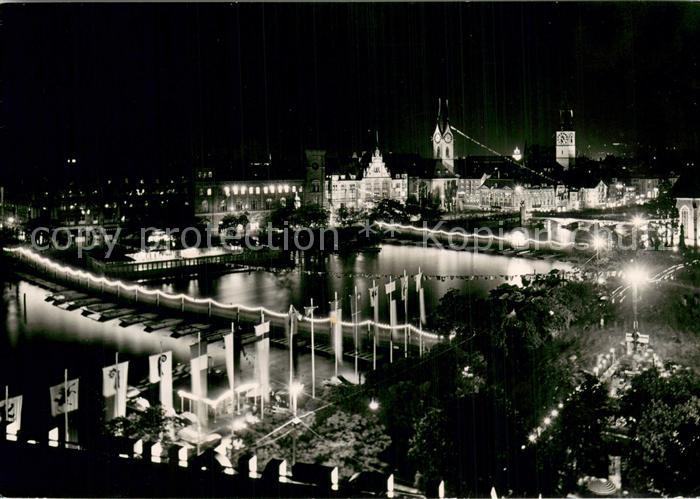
[3,3,698,186]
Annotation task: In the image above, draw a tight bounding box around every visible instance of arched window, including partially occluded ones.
[680,206,690,239]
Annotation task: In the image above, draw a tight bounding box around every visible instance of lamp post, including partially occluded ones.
[626,266,648,353]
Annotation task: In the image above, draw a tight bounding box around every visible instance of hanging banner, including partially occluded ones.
[419,288,426,325]
[49,379,79,417]
[385,280,396,295]
[254,321,271,402]
[400,275,408,302]
[102,361,129,419]
[330,309,343,367]
[415,272,423,291]
[369,285,379,308]
[149,352,173,410]
[224,333,235,392]
[190,354,208,423]
[1,395,23,430]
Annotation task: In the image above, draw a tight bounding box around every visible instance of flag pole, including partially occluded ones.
[333,292,339,377]
[403,270,408,358]
[197,332,201,456]
[260,310,265,422]
[64,369,69,443]
[308,299,317,399]
[288,305,294,410]
[231,321,236,444]
[354,286,359,383]
[371,281,378,371]
[114,352,119,420]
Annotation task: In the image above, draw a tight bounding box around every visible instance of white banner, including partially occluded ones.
[414,272,423,291]
[102,361,128,419]
[1,395,22,429]
[331,308,343,367]
[255,321,270,402]
[369,286,378,308]
[419,288,426,325]
[49,379,79,417]
[385,280,396,295]
[400,275,408,302]
[149,352,173,410]
[224,333,235,392]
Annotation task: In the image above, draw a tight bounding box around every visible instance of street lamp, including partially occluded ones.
[632,215,645,228]
[289,382,304,418]
[626,266,648,334]
[591,235,607,262]
[369,398,379,411]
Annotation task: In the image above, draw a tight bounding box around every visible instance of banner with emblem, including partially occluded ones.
[400,274,408,302]
[224,333,235,392]
[49,379,79,417]
[149,351,173,410]
[102,361,128,419]
[369,285,379,308]
[1,395,23,430]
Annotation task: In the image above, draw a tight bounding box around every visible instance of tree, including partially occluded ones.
[104,405,188,445]
[250,410,390,479]
[620,368,700,495]
[536,376,613,494]
[368,199,409,224]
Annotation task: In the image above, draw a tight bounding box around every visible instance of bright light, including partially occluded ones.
[510,230,528,248]
[289,382,304,398]
[626,266,648,286]
[591,236,606,250]
[512,147,522,162]
[632,215,645,228]
[6,217,15,225]
[369,399,379,411]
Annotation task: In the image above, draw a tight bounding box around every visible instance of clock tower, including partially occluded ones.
[555,109,575,170]
[431,98,454,172]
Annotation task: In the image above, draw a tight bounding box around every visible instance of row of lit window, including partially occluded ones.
[222,184,301,196]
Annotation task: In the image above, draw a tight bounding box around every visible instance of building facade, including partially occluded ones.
[194,151,326,232]
[326,147,407,213]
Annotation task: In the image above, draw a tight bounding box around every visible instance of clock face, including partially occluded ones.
[433,132,441,143]
[311,162,319,170]
[557,132,574,146]
[444,133,453,143]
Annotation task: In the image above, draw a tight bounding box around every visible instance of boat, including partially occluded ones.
[144,318,183,332]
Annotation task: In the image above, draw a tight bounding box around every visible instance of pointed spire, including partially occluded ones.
[436,98,442,125]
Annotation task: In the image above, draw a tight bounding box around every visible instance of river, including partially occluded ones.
[0,243,571,440]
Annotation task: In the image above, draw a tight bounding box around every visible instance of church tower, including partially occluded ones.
[431,98,454,172]
[555,108,575,170]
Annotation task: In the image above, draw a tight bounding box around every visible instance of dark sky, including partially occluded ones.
[2,2,698,183]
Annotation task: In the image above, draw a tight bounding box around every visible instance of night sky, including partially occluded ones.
[2,3,698,184]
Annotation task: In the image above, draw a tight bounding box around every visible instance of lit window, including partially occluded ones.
[249,186,254,194]
[233,185,239,195]
[256,186,261,194]
[263,186,268,194]
[207,188,212,196]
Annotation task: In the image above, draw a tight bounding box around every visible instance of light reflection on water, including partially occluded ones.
[160,244,572,321]
[0,244,570,436]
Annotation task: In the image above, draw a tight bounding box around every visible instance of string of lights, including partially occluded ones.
[376,220,579,248]
[450,126,559,184]
[5,247,440,339]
